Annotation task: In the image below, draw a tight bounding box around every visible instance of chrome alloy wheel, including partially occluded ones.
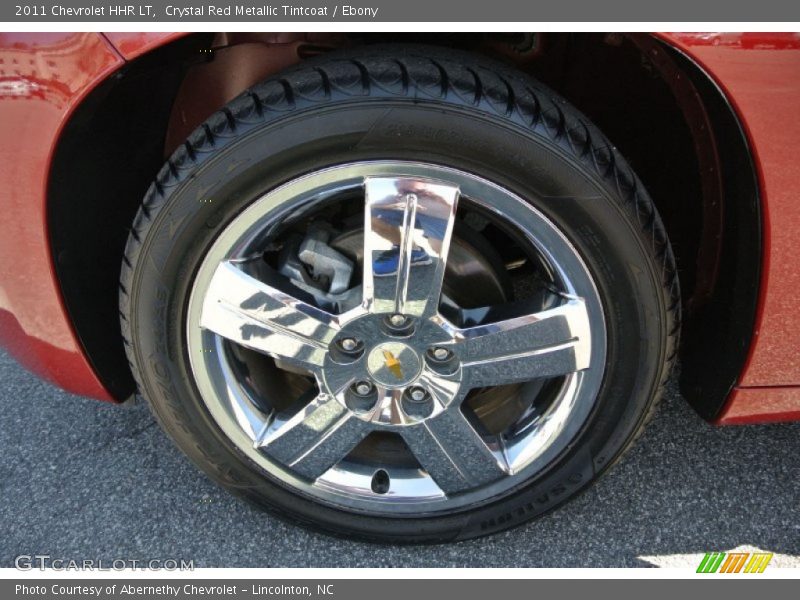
[186,161,606,514]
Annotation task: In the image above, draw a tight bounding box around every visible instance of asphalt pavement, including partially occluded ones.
[1,348,798,568]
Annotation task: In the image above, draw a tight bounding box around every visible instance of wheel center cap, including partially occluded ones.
[367,342,421,387]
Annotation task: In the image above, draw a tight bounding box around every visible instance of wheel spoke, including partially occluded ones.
[362,177,459,318]
[454,297,592,388]
[199,261,339,371]
[256,393,371,480]
[401,407,508,494]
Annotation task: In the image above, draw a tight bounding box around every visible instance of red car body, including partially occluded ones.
[0,32,798,424]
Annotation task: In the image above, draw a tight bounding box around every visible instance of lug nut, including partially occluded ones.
[333,337,364,362]
[382,313,415,336]
[425,345,459,374]
[431,347,451,361]
[346,380,378,414]
[402,385,433,419]
[339,338,358,352]
[353,381,374,396]
[407,386,427,402]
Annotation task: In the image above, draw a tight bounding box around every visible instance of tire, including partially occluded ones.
[119,45,679,543]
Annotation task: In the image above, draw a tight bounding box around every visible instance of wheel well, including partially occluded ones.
[48,33,760,418]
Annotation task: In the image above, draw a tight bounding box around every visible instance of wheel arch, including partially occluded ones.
[47,32,761,419]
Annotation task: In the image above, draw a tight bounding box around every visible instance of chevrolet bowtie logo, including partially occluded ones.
[382,350,403,379]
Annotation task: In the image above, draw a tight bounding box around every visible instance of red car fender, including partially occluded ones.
[0,33,122,401]
[658,33,800,422]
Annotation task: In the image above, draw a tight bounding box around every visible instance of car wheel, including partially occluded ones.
[119,45,679,542]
